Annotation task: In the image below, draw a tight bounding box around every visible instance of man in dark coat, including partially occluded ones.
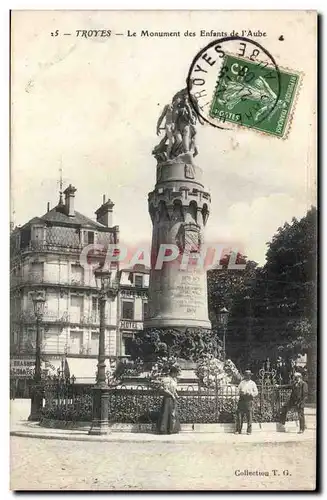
[279,372,308,433]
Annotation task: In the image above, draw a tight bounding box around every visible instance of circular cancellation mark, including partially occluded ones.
[187,36,282,132]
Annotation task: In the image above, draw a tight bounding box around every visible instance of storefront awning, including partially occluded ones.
[65,357,99,384]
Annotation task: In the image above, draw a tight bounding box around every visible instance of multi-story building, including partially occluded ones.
[10,185,149,394]
[119,264,149,355]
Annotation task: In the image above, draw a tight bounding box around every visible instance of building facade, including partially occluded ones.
[10,185,149,392]
[118,265,149,356]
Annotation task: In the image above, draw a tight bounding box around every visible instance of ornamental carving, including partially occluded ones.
[176,222,202,254]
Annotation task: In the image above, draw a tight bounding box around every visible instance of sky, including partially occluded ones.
[11,10,316,265]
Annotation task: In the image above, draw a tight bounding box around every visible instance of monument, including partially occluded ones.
[144,80,212,331]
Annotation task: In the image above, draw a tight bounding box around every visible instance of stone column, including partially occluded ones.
[145,153,211,330]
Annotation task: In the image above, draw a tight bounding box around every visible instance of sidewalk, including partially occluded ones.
[10,399,316,444]
[11,420,316,444]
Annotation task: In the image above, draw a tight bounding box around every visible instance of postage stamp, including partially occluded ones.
[209,53,301,138]
[187,36,301,138]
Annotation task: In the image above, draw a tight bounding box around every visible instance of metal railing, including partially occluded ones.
[12,242,110,256]
[11,272,121,291]
[12,309,115,326]
[10,273,91,288]
[41,380,294,425]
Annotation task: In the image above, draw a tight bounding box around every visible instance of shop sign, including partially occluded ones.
[120,320,143,330]
[10,358,35,378]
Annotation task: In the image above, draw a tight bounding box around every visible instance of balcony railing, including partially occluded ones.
[12,310,113,326]
[64,344,97,356]
[10,273,93,288]
[14,310,70,324]
[12,241,115,257]
[15,242,91,254]
[10,272,120,290]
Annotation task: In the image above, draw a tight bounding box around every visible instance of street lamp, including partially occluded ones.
[28,290,46,421]
[218,306,229,362]
[89,265,112,435]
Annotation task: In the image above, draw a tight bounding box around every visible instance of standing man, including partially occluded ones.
[279,372,308,433]
[235,369,258,435]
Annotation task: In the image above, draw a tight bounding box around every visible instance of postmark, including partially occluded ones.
[187,36,301,138]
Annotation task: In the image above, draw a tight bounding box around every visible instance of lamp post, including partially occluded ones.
[218,306,229,362]
[28,290,46,421]
[89,266,112,435]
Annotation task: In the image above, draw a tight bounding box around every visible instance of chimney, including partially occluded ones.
[47,202,50,212]
[63,184,77,217]
[95,195,114,227]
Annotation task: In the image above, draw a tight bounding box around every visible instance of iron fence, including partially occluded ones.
[43,378,93,421]
[41,379,295,424]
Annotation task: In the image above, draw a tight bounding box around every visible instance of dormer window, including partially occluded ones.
[134,274,143,288]
[31,225,45,245]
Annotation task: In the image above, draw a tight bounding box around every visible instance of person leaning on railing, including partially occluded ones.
[234,370,259,435]
[278,372,308,434]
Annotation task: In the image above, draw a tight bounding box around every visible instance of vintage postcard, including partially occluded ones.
[10,10,317,491]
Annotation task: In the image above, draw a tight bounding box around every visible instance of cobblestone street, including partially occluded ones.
[11,436,316,491]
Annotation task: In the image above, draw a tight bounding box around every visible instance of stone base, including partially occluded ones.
[40,419,304,433]
[88,420,110,436]
[88,386,111,435]
[28,393,43,422]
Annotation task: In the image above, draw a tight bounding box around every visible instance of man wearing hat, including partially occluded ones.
[279,372,308,433]
[235,369,258,435]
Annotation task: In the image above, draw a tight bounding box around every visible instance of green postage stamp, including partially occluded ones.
[210,54,301,138]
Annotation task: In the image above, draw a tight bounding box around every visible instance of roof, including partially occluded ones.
[20,205,109,230]
[121,264,150,274]
[41,207,106,229]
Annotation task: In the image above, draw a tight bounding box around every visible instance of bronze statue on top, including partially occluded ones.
[153,80,204,163]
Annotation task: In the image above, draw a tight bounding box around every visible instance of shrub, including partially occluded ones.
[131,327,221,362]
[195,355,242,388]
[41,385,296,425]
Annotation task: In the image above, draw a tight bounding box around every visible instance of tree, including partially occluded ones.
[252,207,317,398]
[207,252,258,369]
[206,208,317,384]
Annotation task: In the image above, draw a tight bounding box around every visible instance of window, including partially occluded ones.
[71,264,84,285]
[32,226,45,243]
[134,274,143,288]
[92,297,99,311]
[124,336,134,356]
[31,262,44,282]
[20,228,31,249]
[70,295,83,323]
[92,297,99,322]
[122,301,134,320]
[91,332,99,355]
[27,328,36,343]
[71,295,83,307]
[23,328,36,352]
[87,231,94,244]
[143,302,149,320]
[69,331,83,354]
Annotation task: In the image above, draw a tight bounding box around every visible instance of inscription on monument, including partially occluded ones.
[171,273,205,316]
